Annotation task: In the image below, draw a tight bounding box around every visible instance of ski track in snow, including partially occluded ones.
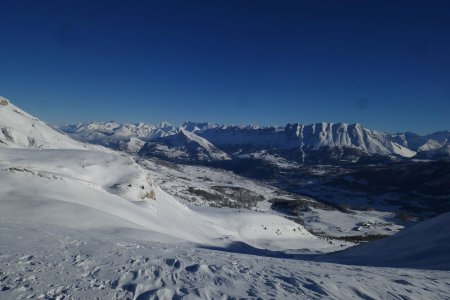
[1,222,450,300]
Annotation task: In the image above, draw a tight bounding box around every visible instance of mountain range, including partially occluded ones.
[59,120,450,164]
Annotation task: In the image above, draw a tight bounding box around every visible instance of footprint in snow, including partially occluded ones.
[165,258,181,269]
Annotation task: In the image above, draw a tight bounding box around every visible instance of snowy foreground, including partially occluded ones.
[1,220,450,300]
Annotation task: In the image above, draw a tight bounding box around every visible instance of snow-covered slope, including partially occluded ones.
[0,97,86,149]
[2,221,449,300]
[329,212,450,270]
[0,147,326,249]
[139,128,231,162]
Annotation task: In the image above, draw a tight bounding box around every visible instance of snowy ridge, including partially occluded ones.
[0,97,87,150]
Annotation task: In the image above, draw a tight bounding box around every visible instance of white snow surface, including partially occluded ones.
[1,220,449,300]
[0,97,87,150]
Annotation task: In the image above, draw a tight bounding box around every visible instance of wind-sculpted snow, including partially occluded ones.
[1,221,449,300]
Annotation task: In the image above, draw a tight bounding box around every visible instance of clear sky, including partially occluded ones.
[0,0,449,134]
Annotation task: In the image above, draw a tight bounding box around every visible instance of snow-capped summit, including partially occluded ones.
[0,96,86,149]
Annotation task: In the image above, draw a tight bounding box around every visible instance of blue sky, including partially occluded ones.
[0,0,449,134]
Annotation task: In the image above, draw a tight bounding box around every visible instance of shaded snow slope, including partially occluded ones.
[0,96,86,149]
[329,212,450,270]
